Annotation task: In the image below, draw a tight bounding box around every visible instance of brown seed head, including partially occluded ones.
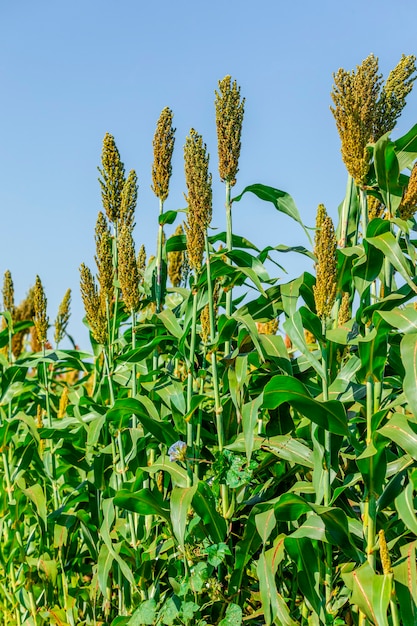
[119,169,138,231]
[151,107,175,202]
[33,275,49,345]
[184,129,212,273]
[79,263,107,344]
[118,222,140,313]
[399,162,417,220]
[313,206,337,320]
[215,75,245,186]
[54,289,71,346]
[331,54,382,186]
[98,132,126,223]
[95,211,114,309]
[168,224,185,287]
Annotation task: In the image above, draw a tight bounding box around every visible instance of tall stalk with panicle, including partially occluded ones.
[331,53,416,281]
[184,129,212,466]
[313,205,337,612]
[152,107,175,314]
[215,76,244,354]
[2,270,15,364]
[118,221,141,406]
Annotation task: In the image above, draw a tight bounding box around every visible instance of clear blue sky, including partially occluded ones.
[1,0,417,348]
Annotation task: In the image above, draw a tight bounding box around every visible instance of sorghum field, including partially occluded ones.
[2,55,417,626]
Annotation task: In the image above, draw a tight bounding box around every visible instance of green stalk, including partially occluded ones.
[156,198,165,313]
[359,188,368,242]
[131,310,137,426]
[29,588,38,625]
[42,345,59,512]
[204,233,228,516]
[186,285,199,472]
[2,450,22,626]
[103,348,115,407]
[225,180,232,356]
[365,378,376,570]
[320,320,333,612]
[389,586,401,626]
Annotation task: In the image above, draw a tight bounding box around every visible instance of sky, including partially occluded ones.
[1,0,417,349]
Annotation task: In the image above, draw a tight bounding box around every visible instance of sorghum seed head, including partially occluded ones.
[367,195,385,220]
[215,75,245,186]
[184,129,212,272]
[379,529,392,574]
[117,222,140,313]
[168,224,185,287]
[12,287,35,358]
[54,288,71,346]
[119,169,138,231]
[2,270,14,317]
[137,244,146,283]
[58,386,69,419]
[94,211,114,308]
[200,304,210,344]
[313,207,337,320]
[257,319,279,335]
[151,107,175,202]
[331,54,416,187]
[33,275,49,345]
[338,292,351,326]
[98,132,126,224]
[399,162,417,220]
[375,54,416,137]
[331,54,382,186]
[79,263,107,344]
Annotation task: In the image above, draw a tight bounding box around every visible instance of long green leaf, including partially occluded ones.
[378,413,417,459]
[232,183,309,240]
[392,541,417,626]
[170,485,197,549]
[395,482,417,534]
[192,482,227,544]
[342,562,391,626]
[400,333,417,417]
[264,375,348,435]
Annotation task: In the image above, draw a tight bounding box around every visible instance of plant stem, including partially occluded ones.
[204,233,228,516]
[365,378,376,570]
[186,283,199,483]
[225,180,232,356]
[156,198,165,313]
[321,320,332,611]
[359,188,368,243]
[131,309,137,427]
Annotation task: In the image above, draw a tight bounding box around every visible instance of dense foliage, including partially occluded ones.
[2,58,417,625]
